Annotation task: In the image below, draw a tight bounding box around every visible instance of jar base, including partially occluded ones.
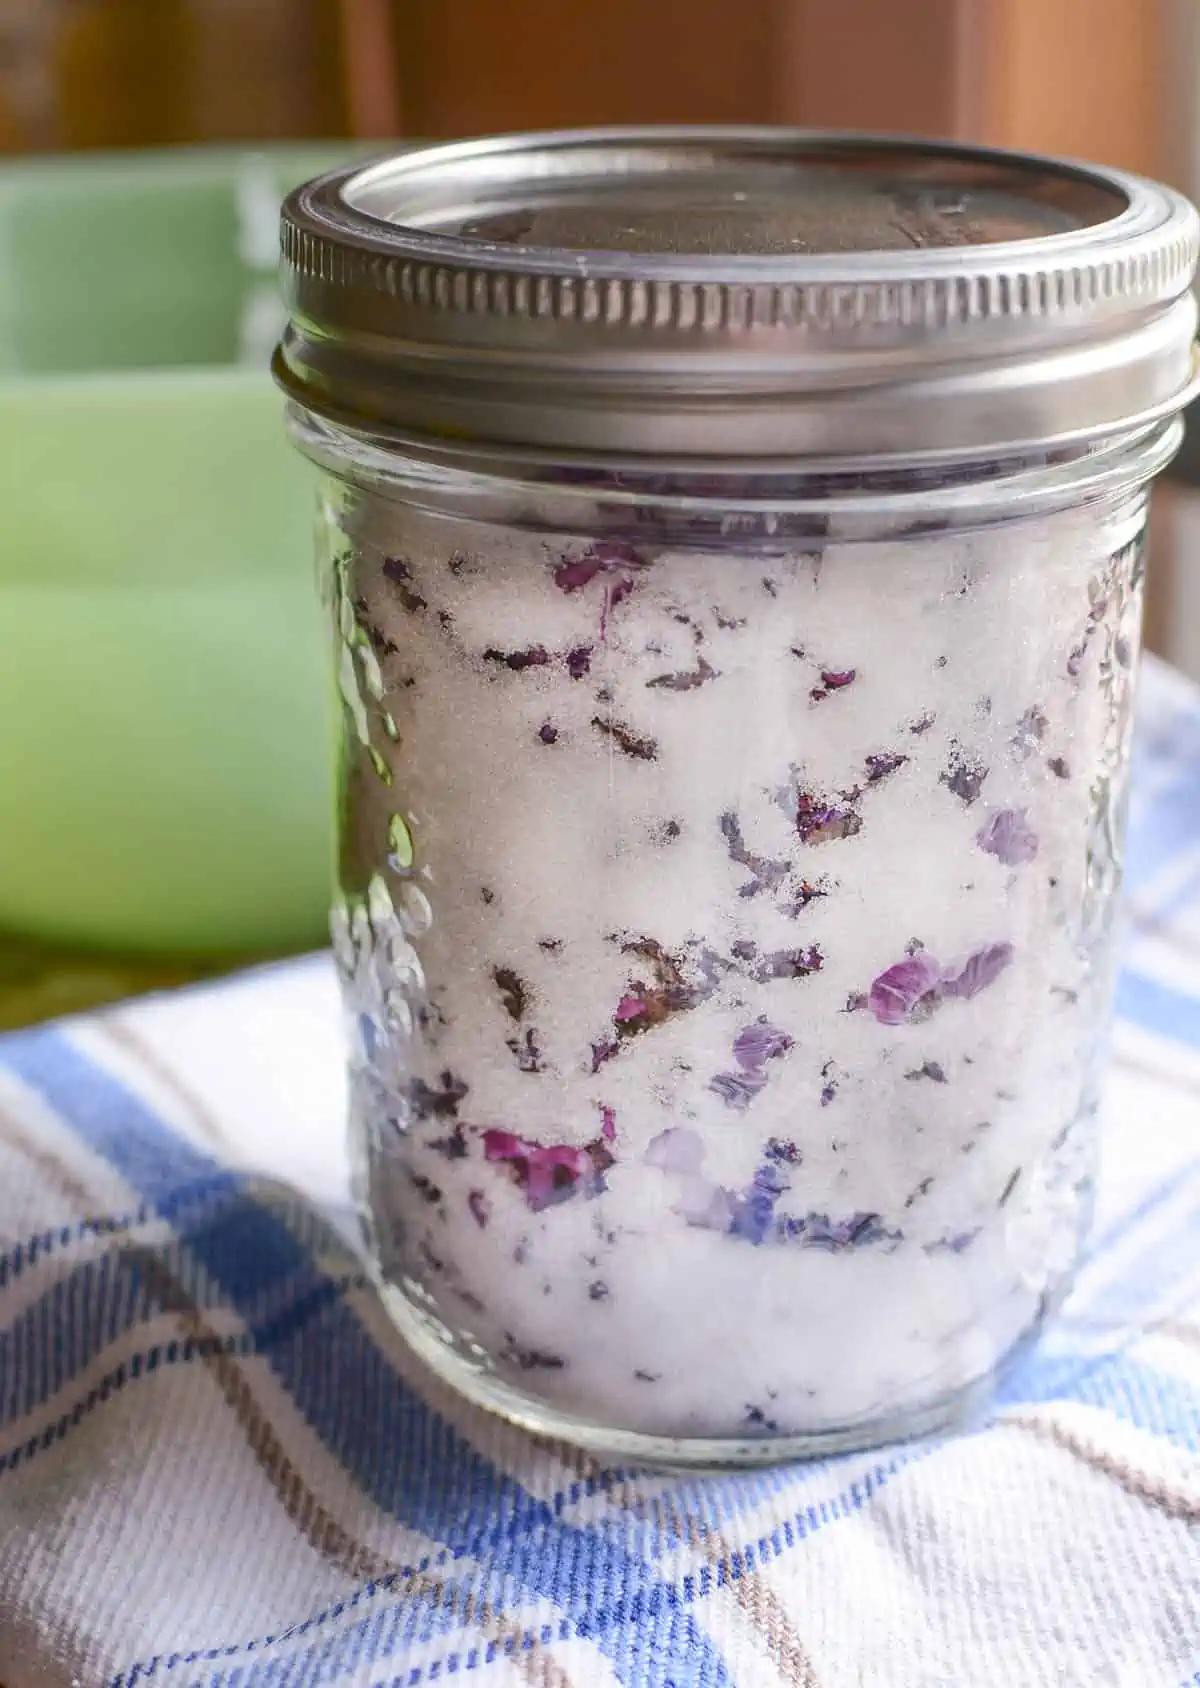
[376,1277,1042,1469]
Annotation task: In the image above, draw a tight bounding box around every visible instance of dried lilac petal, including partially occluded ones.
[382,556,427,613]
[493,967,527,1021]
[600,1105,617,1143]
[679,1183,738,1232]
[468,1189,489,1228]
[868,953,943,1026]
[554,541,646,593]
[429,1121,468,1159]
[1011,705,1048,758]
[709,1069,769,1110]
[646,656,719,691]
[591,717,658,760]
[566,645,593,679]
[482,646,551,671]
[792,1211,896,1252]
[942,942,1014,1001]
[410,1071,469,1120]
[751,946,823,981]
[538,723,559,745]
[645,1126,706,1176]
[906,1060,947,1083]
[733,1021,793,1070]
[506,1029,545,1073]
[976,808,1039,866]
[719,811,789,895]
[796,792,863,845]
[590,1037,618,1073]
[554,556,605,592]
[607,937,709,1045]
[505,1344,565,1371]
[865,751,908,784]
[999,1167,1022,1206]
[810,667,857,703]
[940,747,989,806]
[909,712,935,736]
[728,1159,791,1245]
[925,1230,981,1255]
[483,1126,614,1212]
[1047,756,1070,780]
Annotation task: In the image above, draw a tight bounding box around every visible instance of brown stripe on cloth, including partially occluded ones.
[16,1131,574,1688]
[0,1098,99,1221]
[1005,1410,1200,1527]
[551,1443,824,1687]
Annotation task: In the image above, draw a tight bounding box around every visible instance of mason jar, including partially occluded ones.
[276,131,1199,1464]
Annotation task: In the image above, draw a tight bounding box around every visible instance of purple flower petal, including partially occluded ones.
[482,1126,614,1212]
[645,1126,705,1176]
[732,1021,793,1070]
[976,808,1039,866]
[467,1189,489,1228]
[482,646,551,671]
[940,748,989,806]
[796,792,863,845]
[794,1211,896,1252]
[566,645,593,679]
[868,953,943,1025]
[865,751,908,784]
[942,942,1014,1001]
[810,668,857,703]
[709,1069,769,1110]
[614,993,647,1022]
[590,1037,618,1073]
[554,541,646,593]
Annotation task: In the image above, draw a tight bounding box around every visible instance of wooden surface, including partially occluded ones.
[0,933,249,1032]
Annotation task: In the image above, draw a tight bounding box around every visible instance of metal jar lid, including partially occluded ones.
[275,128,1200,461]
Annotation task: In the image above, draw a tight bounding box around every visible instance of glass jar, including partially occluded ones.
[276,131,1199,1464]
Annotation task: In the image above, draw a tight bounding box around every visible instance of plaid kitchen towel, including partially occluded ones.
[0,656,1198,1688]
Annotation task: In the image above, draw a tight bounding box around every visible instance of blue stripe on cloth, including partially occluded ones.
[1114,970,1200,1048]
[1069,1355,1200,1453]
[0,1073,1192,1608]
[0,1030,738,1688]
[1124,765,1200,894]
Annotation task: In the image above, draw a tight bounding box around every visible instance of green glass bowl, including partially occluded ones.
[0,146,353,957]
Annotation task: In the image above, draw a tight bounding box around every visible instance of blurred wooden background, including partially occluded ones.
[0,0,1166,168]
[0,0,1194,671]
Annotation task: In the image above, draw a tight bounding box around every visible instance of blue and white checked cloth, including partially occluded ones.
[0,656,1198,1688]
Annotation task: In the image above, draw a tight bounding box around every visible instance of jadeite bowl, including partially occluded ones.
[0,146,352,957]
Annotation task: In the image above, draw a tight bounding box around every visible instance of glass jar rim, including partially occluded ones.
[289,402,1180,548]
